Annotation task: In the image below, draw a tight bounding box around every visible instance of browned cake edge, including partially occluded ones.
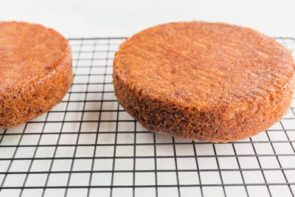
[0,47,73,127]
[113,63,294,142]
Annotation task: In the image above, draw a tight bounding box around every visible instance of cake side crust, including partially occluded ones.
[0,47,73,127]
[113,67,294,142]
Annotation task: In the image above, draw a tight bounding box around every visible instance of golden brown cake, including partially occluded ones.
[0,22,72,127]
[113,22,295,142]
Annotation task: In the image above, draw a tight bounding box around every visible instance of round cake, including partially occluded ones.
[0,22,72,127]
[113,22,295,142]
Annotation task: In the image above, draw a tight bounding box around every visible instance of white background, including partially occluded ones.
[0,1,295,196]
[0,0,295,38]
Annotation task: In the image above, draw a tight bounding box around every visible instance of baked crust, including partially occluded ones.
[113,22,295,142]
[0,22,72,127]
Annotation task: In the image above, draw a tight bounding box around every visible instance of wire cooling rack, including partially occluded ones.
[0,37,295,197]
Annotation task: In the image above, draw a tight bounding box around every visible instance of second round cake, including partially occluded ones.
[0,22,72,127]
[113,22,295,142]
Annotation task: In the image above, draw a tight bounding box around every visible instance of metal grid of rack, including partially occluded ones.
[0,37,295,197]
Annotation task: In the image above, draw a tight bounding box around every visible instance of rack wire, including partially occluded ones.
[0,37,295,197]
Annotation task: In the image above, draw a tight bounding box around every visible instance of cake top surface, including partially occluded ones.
[0,22,69,91]
[114,22,295,108]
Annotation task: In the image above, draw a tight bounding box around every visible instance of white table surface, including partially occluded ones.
[0,0,295,38]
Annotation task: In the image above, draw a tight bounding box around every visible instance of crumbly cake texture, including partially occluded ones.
[113,22,295,142]
[0,22,73,127]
